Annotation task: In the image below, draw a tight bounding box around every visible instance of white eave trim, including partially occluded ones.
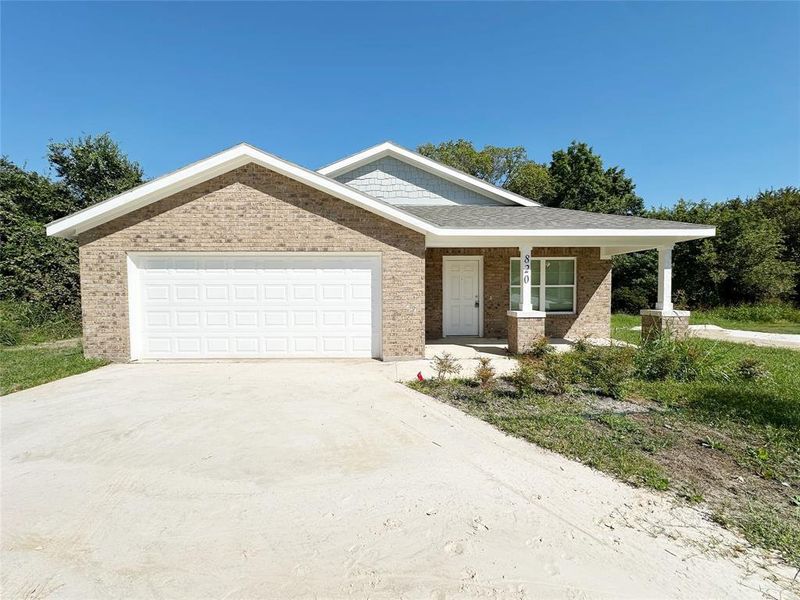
[317,141,540,207]
[46,143,436,238]
[428,227,716,238]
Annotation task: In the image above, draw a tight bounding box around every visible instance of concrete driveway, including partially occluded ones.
[1,362,789,599]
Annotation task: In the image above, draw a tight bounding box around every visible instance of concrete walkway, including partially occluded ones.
[631,324,800,350]
[2,362,793,599]
[689,324,800,350]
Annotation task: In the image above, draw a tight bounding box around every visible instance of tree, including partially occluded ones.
[505,161,554,204]
[1,134,144,313]
[548,141,644,215]
[753,188,800,299]
[417,139,554,204]
[47,133,144,210]
[611,250,658,313]
[648,198,797,306]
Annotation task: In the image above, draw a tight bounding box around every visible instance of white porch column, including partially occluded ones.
[520,245,533,312]
[655,245,674,311]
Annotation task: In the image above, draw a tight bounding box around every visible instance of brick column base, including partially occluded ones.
[640,309,690,341]
[507,311,546,354]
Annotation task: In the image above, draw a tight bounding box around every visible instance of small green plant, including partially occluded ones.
[735,357,770,380]
[571,337,591,353]
[677,483,705,504]
[474,356,496,390]
[700,436,726,451]
[541,354,574,395]
[509,359,539,396]
[521,337,553,359]
[633,334,716,382]
[571,346,633,399]
[431,351,462,381]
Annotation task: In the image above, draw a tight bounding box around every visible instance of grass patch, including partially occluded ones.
[412,332,800,569]
[0,300,106,395]
[0,301,82,346]
[0,344,108,395]
[613,303,800,335]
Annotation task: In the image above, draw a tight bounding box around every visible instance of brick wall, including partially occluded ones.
[425,247,611,340]
[78,163,426,361]
[507,314,546,354]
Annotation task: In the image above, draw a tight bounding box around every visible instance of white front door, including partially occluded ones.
[443,257,481,336]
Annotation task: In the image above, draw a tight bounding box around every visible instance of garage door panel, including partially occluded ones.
[133,255,380,359]
[175,311,201,327]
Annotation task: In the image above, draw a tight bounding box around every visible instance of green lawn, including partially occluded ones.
[691,314,800,335]
[614,307,800,336]
[0,343,108,396]
[411,322,800,570]
[1,302,108,396]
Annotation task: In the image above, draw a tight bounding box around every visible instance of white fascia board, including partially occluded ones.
[46,144,436,238]
[429,227,716,238]
[318,141,540,207]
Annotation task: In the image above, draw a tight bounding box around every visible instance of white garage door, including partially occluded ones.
[129,255,381,359]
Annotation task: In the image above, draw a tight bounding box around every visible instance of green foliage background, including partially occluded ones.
[1,134,143,316]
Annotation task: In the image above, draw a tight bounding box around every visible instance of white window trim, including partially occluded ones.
[510,257,577,315]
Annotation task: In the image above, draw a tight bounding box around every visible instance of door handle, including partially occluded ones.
[474,299,480,308]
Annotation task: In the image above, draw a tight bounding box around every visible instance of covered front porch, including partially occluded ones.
[423,241,692,355]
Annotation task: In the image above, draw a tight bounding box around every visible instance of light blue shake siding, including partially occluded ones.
[335,156,503,206]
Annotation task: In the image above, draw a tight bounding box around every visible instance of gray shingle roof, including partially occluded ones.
[395,205,711,231]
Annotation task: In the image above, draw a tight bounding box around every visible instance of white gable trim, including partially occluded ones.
[318,141,540,207]
[46,143,436,238]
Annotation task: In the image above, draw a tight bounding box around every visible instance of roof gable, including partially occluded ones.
[45,143,435,238]
[334,155,506,206]
[318,141,539,207]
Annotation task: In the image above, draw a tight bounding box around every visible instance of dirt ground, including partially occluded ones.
[1,361,795,599]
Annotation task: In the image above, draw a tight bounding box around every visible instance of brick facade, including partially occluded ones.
[640,311,690,340]
[507,314,546,353]
[78,163,426,361]
[425,247,611,340]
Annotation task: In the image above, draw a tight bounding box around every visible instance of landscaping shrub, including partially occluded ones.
[474,356,496,389]
[571,337,591,353]
[540,353,575,395]
[520,337,553,359]
[575,346,634,399]
[431,351,462,381]
[633,334,715,382]
[509,358,539,396]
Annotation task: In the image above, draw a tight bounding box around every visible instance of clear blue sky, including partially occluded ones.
[2,1,798,207]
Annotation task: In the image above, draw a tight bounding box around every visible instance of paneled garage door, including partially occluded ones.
[128,255,381,359]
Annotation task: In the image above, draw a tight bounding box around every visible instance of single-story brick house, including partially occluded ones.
[46,142,715,361]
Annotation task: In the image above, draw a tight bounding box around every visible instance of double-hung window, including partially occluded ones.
[509,257,576,313]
